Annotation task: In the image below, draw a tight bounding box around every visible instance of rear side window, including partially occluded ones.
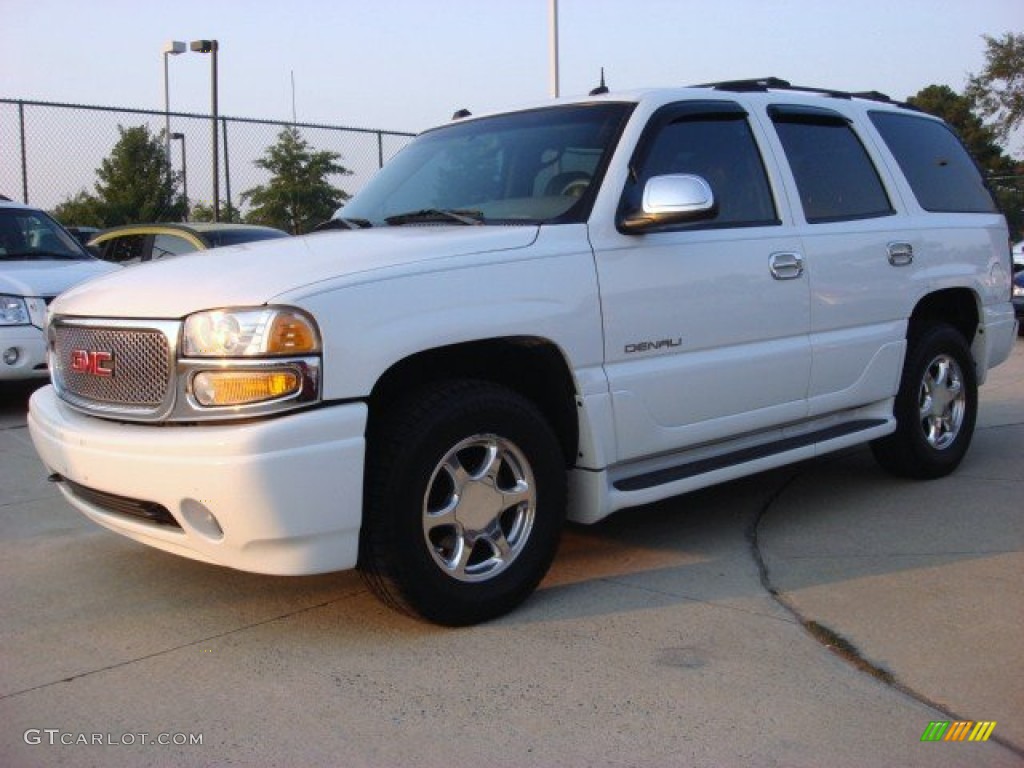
[869,111,998,213]
[770,105,893,223]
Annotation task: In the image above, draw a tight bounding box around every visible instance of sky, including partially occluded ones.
[1,0,1022,136]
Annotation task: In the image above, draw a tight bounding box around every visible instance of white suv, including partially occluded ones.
[27,80,1018,624]
[1,200,117,380]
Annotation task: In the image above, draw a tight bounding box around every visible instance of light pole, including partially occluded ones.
[171,132,188,219]
[190,39,219,221]
[162,41,186,176]
[549,0,560,98]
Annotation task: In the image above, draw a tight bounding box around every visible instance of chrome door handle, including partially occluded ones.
[770,252,804,280]
[888,242,914,266]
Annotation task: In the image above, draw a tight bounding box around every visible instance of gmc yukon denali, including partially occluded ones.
[28,79,1018,625]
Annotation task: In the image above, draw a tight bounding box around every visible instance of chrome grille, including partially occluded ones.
[53,324,171,407]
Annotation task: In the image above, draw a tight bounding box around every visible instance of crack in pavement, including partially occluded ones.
[748,465,1024,760]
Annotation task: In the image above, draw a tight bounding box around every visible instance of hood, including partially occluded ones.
[53,226,540,318]
[0,259,118,298]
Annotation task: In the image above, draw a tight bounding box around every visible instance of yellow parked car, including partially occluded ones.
[88,222,288,265]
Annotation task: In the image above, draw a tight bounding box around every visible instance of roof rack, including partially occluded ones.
[691,78,917,110]
[694,77,794,92]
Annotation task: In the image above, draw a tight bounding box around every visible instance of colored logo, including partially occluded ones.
[921,721,997,742]
[70,349,114,377]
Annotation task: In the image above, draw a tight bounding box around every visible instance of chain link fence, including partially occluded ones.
[0,98,415,219]
[3,98,1022,238]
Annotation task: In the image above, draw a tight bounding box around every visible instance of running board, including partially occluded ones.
[613,419,887,492]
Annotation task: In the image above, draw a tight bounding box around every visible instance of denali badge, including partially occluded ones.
[70,349,114,377]
[624,338,682,354]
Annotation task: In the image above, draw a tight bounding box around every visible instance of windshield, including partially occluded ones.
[340,103,634,226]
[0,208,91,261]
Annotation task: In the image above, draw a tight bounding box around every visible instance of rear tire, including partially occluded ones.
[870,324,977,479]
[360,380,566,625]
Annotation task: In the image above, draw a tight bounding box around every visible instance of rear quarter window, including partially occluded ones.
[869,111,998,213]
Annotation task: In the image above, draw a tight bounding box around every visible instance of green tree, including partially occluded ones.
[241,127,351,234]
[190,200,243,223]
[966,32,1024,143]
[52,124,185,227]
[52,190,105,227]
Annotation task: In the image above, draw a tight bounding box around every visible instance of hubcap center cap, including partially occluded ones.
[457,478,504,532]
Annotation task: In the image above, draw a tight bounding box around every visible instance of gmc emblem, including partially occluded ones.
[70,349,114,377]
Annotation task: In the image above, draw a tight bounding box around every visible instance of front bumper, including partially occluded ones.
[28,385,367,575]
[0,325,48,380]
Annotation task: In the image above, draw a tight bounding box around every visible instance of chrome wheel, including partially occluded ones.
[871,324,977,480]
[362,380,566,624]
[918,353,965,450]
[422,434,536,583]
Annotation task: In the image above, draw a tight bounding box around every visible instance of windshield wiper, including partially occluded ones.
[384,208,484,226]
[312,217,373,232]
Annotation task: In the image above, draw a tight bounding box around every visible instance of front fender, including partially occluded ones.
[293,225,604,402]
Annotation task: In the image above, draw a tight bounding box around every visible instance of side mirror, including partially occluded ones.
[619,174,716,233]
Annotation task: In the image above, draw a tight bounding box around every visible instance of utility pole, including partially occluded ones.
[549,0,560,98]
[191,39,220,221]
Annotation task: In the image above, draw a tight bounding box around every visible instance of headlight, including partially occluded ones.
[1013,282,1024,298]
[182,307,320,357]
[181,307,320,412]
[0,295,29,326]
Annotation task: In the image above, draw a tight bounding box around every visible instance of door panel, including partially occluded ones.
[802,225,918,416]
[592,103,812,463]
[765,104,917,416]
[594,229,810,462]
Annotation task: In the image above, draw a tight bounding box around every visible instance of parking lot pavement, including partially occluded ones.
[757,341,1024,750]
[1,343,1021,767]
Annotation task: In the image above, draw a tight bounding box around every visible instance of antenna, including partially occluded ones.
[589,68,609,96]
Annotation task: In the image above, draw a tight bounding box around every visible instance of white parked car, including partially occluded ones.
[1,200,117,380]
[27,79,1018,625]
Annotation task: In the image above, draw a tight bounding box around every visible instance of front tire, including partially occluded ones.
[871,324,977,479]
[360,380,567,625]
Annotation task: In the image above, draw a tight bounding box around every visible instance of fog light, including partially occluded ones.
[180,498,224,540]
[3,347,19,366]
[192,369,301,407]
